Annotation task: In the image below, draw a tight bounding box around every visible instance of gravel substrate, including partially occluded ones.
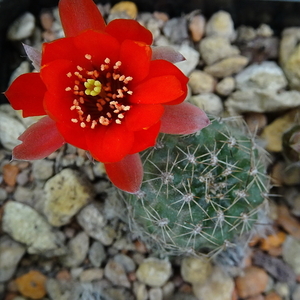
[2,2,300,300]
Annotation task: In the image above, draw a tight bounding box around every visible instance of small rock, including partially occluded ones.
[266,291,282,300]
[257,24,273,37]
[274,282,290,299]
[199,36,240,65]
[189,70,216,94]
[77,202,116,245]
[163,17,189,44]
[0,112,26,151]
[278,204,300,240]
[46,278,70,300]
[15,270,47,300]
[7,12,35,40]
[2,164,19,187]
[189,14,205,42]
[0,187,7,203]
[292,284,300,300]
[43,168,94,226]
[79,268,104,282]
[32,160,54,181]
[236,25,257,42]
[110,1,138,19]
[2,201,64,255]
[204,55,249,78]
[174,43,200,75]
[136,258,172,287]
[192,266,234,300]
[181,257,212,285]
[189,93,223,116]
[88,241,107,268]
[216,77,235,96]
[0,235,26,282]
[235,61,287,91]
[205,11,235,40]
[60,232,89,268]
[149,287,163,300]
[40,11,54,31]
[104,260,131,288]
[282,236,300,275]
[134,282,148,300]
[113,254,136,273]
[235,266,269,298]
[13,186,34,204]
[244,112,267,135]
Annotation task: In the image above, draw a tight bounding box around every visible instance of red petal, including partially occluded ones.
[160,102,210,134]
[73,30,120,67]
[42,37,78,66]
[55,121,88,150]
[87,124,134,163]
[5,73,46,117]
[105,19,153,45]
[119,40,152,83]
[130,75,184,104]
[104,153,143,193]
[129,121,161,154]
[59,0,106,37]
[12,117,65,160]
[125,104,164,131]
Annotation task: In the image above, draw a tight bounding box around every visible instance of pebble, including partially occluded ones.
[16,169,30,186]
[216,76,235,96]
[104,260,131,288]
[257,24,274,38]
[2,201,64,255]
[0,187,7,203]
[235,61,287,91]
[244,112,268,135]
[149,287,163,300]
[163,17,189,44]
[43,168,94,226]
[0,235,26,282]
[237,25,257,42]
[274,282,290,299]
[204,55,249,78]
[7,12,35,40]
[174,43,200,75]
[88,241,107,268]
[266,292,282,300]
[46,278,70,300]
[113,254,136,273]
[133,282,148,300]
[189,93,223,116]
[235,266,269,298]
[282,236,300,275]
[292,284,300,300]
[60,232,89,268]
[192,266,234,300]
[181,257,212,285]
[32,160,54,181]
[2,164,19,187]
[199,36,240,65]
[277,204,300,240]
[110,1,138,19]
[136,258,172,287]
[189,14,205,42]
[79,268,104,282]
[0,112,26,151]
[188,70,216,94]
[13,186,34,204]
[205,11,235,40]
[77,202,116,245]
[15,270,47,299]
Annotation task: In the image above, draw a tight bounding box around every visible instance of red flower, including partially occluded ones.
[5,0,210,193]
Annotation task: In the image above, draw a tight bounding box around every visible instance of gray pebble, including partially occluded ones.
[113,254,136,273]
[0,188,7,203]
[104,260,131,288]
[282,236,300,275]
[7,12,35,40]
[149,287,163,300]
[13,186,34,204]
[163,17,189,44]
[88,241,107,268]
[189,93,223,116]
[189,70,216,94]
[0,235,26,282]
[16,169,30,186]
[32,160,54,181]
[216,77,235,96]
[60,232,89,268]
[79,268,104,282]
[2,201,64,255]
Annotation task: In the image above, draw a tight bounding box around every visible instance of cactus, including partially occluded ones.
[123,117,270,256]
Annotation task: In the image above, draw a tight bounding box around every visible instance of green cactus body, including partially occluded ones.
[124,118,269,255]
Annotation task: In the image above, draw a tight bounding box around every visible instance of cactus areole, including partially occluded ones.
[124,118,269,255]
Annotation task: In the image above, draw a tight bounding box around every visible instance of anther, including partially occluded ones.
[67,72,72,78]
[65,87,72,91]
[85,54,92,60]
[80,122,86,128]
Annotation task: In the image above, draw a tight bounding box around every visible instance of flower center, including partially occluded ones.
[65,55,133,129]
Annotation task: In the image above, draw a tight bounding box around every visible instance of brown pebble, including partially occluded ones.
[4,293,19,300]
[270,161,286,186]
[3,164,19,186]
[128,271,136,281]
[56,269,71,281]
[153,11,169,22]
[178,282,193,293]
[235,266,269,298]
[265,291,282,300]
[244,112,267,135]
[260,231,286,252]
[276,204,300,240]
[15,270,47,299]
[189,14,206,42]
[247,295,265,300]
[40,11,54,31]
[134,240,148,253]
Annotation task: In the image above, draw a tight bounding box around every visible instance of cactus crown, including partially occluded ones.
[123,117,270,256]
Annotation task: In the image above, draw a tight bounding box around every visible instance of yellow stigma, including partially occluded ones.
[84,79,102,96]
